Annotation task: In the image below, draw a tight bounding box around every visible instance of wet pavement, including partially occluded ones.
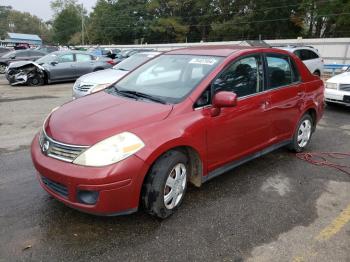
[0,75,349,261]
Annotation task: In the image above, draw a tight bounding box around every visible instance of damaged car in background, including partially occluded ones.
[5,50,115,86]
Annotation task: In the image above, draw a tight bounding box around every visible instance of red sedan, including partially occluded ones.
[31,45,324,218]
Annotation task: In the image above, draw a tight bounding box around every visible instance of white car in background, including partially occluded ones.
[325,66,350,106]
[73,51,161,99]
[277,46,324,76]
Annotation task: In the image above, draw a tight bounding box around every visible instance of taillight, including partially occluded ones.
[107,60,116,65]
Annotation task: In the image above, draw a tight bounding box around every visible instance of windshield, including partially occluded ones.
[36,53,58,64]
[113,53,157,71]
[108,54,223,104]
[2,51,16,58]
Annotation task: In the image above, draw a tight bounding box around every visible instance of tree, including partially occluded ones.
[51,0,85,44]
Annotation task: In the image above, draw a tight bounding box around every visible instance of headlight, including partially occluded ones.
[73,132,145,167]
[73,79,81,89]
[90,83,111,94]
[326,82,338,90]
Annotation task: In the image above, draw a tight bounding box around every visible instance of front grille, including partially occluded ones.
[41,176,68,198]
[75,84,94,93]
[39,131,88,162]
[339,84,350,91]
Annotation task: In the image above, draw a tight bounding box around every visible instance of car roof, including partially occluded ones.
[165,45,267,57]
[50,50,92,55]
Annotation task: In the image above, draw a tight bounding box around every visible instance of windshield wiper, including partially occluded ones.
[119,90,167,104]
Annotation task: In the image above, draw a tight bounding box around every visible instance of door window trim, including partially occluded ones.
[263,52,302,91]
[193,53,266,109]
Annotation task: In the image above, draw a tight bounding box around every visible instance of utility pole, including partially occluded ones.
[81,4,84,45]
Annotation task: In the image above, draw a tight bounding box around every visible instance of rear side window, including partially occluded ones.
[212,55,263,98]
[76,53,92,62]
[266,54,297,89]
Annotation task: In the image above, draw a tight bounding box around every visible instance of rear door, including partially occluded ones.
[205,54,272,171]
[264,53,304,143]
[74,53,95,77]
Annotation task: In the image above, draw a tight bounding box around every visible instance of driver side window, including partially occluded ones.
[212,55,263,98]
[58,54,74,63]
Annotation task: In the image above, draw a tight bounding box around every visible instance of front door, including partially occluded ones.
[49,53,76,81]
[204,54,272,171]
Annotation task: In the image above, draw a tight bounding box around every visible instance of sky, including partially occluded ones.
[2,0,98,21]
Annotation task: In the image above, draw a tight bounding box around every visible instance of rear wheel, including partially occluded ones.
[142,150,189,219]
[289,114,313,152]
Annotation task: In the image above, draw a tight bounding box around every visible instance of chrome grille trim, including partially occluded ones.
[75,84,94,92]
[39,131,89,163]
[339,84,350,91]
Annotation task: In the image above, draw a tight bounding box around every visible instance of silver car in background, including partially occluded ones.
[73,51,161,99]
[6,50,115,86]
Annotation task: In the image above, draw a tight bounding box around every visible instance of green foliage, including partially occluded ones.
[3,0,350,45]
[50,0,85,44]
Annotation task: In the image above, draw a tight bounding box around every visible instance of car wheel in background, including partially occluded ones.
[313,70,321,77]
[142,150,189,219]
[288,114,313,152]
[0,63,7,74]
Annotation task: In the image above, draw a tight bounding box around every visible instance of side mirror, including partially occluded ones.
[212,91,237,108]
[10,55,16,59]
[51,61,58,66]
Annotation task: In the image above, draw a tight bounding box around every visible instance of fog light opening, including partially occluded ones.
[77,190,99,205]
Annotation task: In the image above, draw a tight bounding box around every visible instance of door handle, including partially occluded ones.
[297,92,304,97]
[261,101,270,109]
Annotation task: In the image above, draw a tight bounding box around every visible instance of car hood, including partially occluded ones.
[78,68,128,85]
[7,61,45,70]
[44,91,173,145]
[327,72,350,84]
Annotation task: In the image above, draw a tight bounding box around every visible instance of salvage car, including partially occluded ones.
[31,46,324,218]
[73,51,161,99]
[325,66,350,106]
[0,49,46,74]
[5,51,115,86]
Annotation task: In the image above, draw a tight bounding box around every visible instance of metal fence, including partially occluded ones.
[89,37,350,65]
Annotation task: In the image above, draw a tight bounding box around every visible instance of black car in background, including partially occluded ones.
[0,47,12,56]
[0,50,47,74]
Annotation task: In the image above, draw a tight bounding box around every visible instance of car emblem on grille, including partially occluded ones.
[42,140,50,153]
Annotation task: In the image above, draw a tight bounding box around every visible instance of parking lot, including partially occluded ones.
[0,73,349,261]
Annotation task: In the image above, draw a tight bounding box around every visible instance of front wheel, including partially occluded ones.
[142,150,189,219]
[28,75,44,86]
[289,114,313,152]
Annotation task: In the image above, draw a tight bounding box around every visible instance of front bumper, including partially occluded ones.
[31,134,150,215]
[325,88,350,105]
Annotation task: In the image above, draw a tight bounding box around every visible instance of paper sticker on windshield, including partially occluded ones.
[189,58,217,65]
